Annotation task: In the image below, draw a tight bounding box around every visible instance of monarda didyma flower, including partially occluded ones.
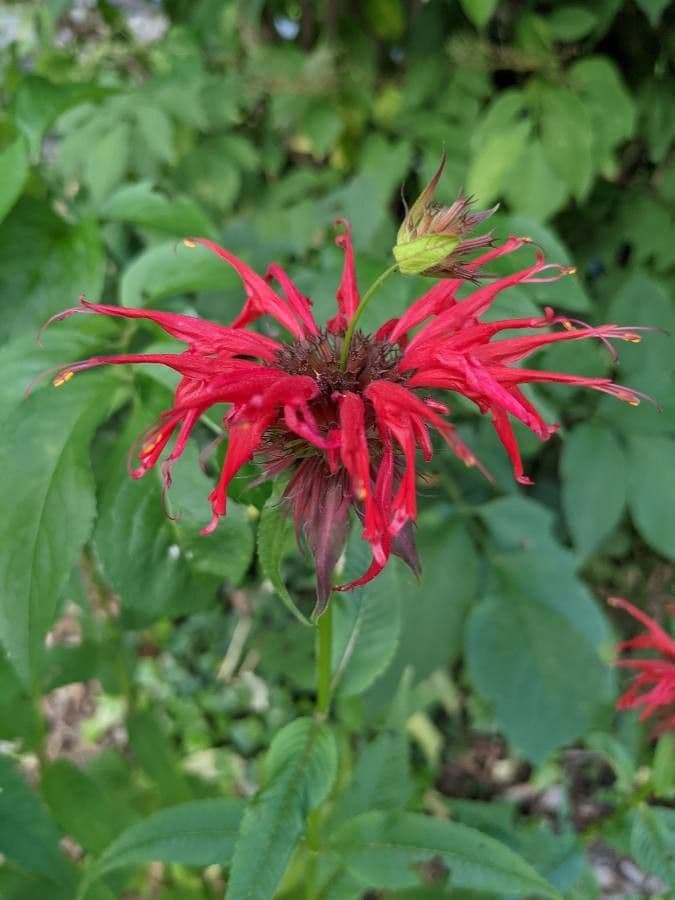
[40,222,648,614]
[609,597,675,734]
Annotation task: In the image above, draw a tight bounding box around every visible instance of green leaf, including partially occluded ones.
[42,759,139,855]
[94,418,254,626]
[466,593,612,762]
[561,423,628,558]
[635,0,671,26]
[0,376,117,686]
[502,215,590,311]
[120,240,239,308]
[227,717,338,900]
[366,518,477,708]
[629,805,675,885]
[0,137,29,224]
[331,544,402,697]
[328,731,410,827]
[84,122,131,206]
[0,201,105,343]
[101,182,216,237]
[539,88,594,200]
[570,57,636,167]
[502,139,568,221]
[547,6,598,40]
[127,711,193,806]
[627,434,675,562]
[332,811,562,897]
[0,648,41,745]
[0,755,73,885]
[459,0,499,28]
[466,121,531,206]
[80,798,244,897]
[257,487,311,626]
[13,76,112,160]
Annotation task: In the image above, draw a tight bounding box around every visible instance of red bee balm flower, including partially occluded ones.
[609,597,675,734]
[43,227,647,613]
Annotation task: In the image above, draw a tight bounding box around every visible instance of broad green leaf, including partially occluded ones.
[80,798,244,897]
[570,57,636,167]
[84,122,131,206]
[561,423,628,558]
[0,755,73,885]
[539,88,594,199]
[94,418,254,626]
[257,487,311,625]
[0,649,41,746]
[459,0,499,28]
[0,376,117,686]
[227,717,338,900]
[466,593,612,762]
[0,137,29,224]
[120,240,239,308]
[627,434,675,562]
[466,121,530,206]
[547,6,598,40]
[0,201,105,343]
[503,215,591,311]
[332,811,562,897]
[42,759,139,855]
[366,518,477,708]
[102,182,216,237]
[331,542,402,697]
[502,139,568,221]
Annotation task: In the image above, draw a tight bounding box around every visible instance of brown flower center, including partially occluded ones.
[275,328,404,396]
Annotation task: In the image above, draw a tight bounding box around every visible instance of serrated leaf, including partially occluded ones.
[627,434,675,562]
[466,121,531,206]
[561,423,628,558]
[227,717,337,900]
[629,805,675,886]
[332,811,562,897]
[0,137,29,224]
[502,139,568,221]
[0,376,117,686]
[80,798,244,898]
[539,88,594,199]
[84,122,131,206]
[257,487,311,625]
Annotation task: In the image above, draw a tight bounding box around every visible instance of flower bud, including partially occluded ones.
[394,153,497,279]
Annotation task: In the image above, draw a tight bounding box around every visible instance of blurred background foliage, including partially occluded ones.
[0,0,674,898]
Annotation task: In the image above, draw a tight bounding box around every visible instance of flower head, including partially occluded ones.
[609,597,675,734]
[394,154,497,278]
[41,225,648,614]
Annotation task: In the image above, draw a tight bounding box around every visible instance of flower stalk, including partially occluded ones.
[339,262,398,368]
[315,602,333,716]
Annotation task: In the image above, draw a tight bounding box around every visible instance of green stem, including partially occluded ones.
[339,262,399,368]
[315,603,333,716]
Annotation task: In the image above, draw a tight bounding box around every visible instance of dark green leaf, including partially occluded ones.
[127,711,193,806]
[459,0,499,28]
[627,435,675,562]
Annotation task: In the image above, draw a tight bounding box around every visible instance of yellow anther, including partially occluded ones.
[628,399,640,407]
[53,371,74,387]
[625,334,641,343]
[566,266,577,276]
[465,455,476,468]
[183,239,197,248]
[356,483,367,501]
[141,439,159,455]
[562,320,575,331]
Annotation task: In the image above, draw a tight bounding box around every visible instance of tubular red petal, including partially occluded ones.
[334,219,360,321]
[187,237,305,338]
[266,264,319,336]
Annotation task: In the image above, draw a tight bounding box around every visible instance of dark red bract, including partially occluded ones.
[43,224,648,612]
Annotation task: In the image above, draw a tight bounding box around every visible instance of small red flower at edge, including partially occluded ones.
[41,226,649,615]
[609,597,675,734]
